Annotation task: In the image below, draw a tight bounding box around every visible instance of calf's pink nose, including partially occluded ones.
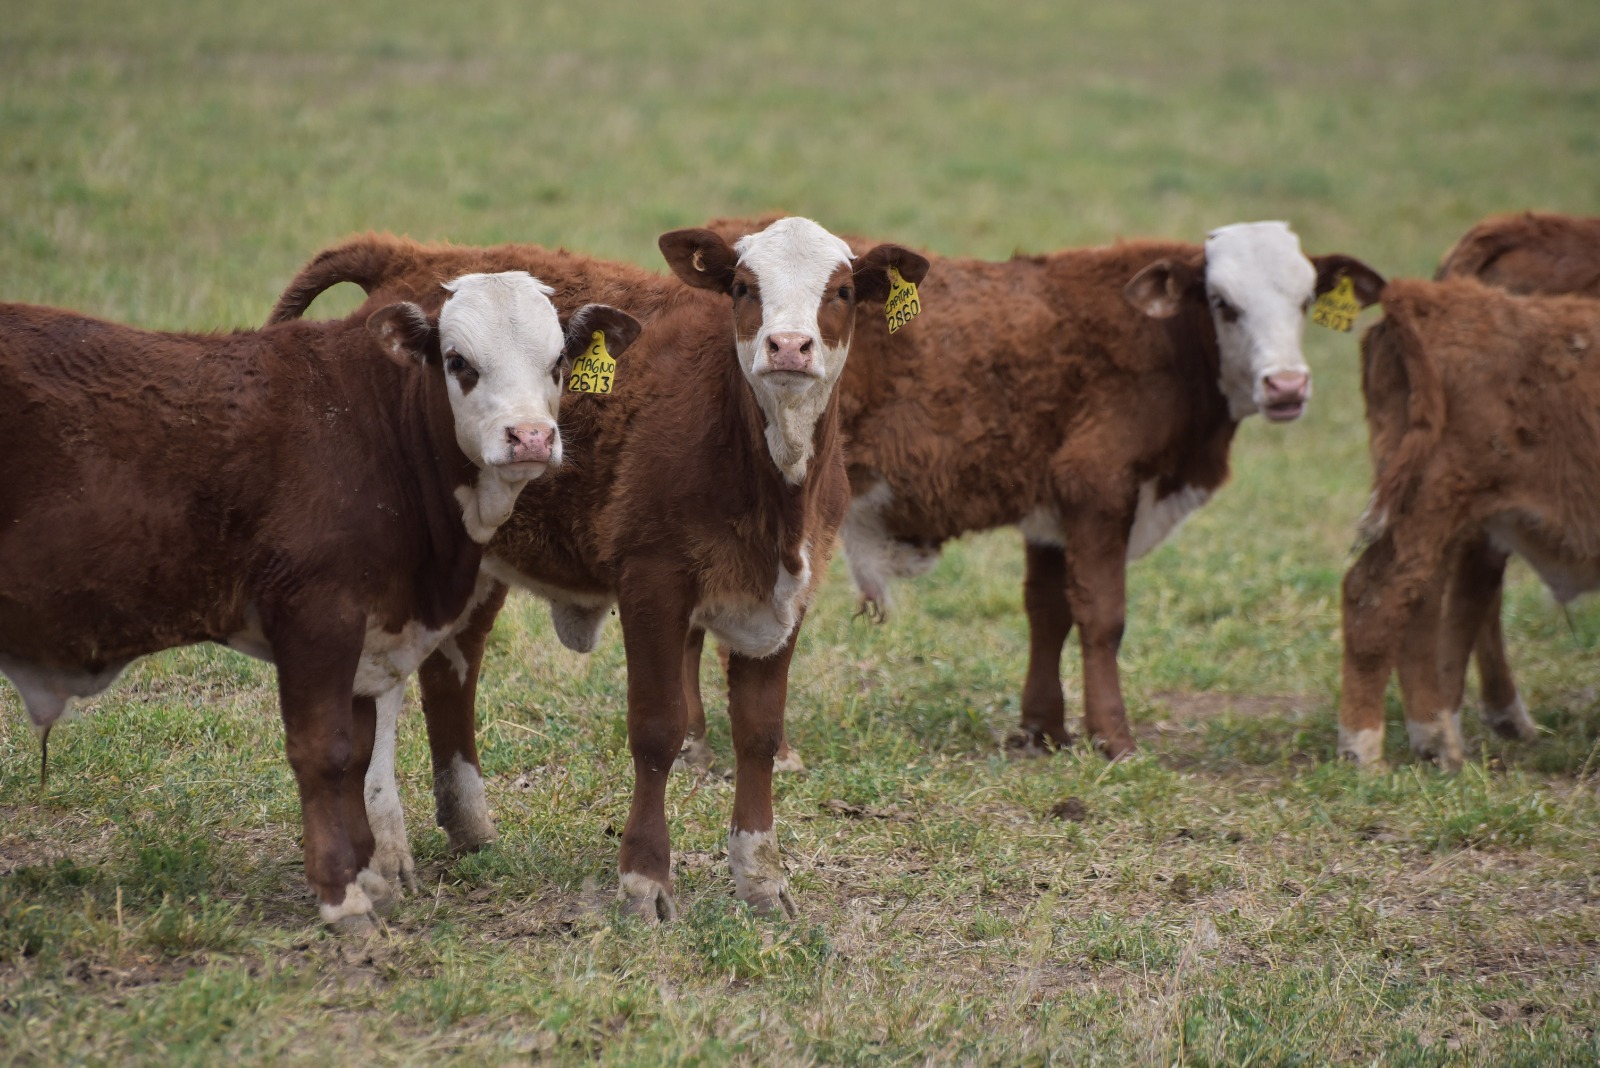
[506,424,554,463]
[765,333,815,374]
[1263,371,1310,404]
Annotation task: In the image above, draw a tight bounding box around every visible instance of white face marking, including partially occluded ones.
[438,272,567,477]
[1204,222,1318,422]
[733,218,856,483]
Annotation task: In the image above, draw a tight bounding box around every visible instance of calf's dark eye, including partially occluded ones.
[731,281,750,300]
[837,286,853,301]
[445,353,468,374]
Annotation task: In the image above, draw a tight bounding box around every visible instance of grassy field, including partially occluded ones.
[2,1,1599,1063]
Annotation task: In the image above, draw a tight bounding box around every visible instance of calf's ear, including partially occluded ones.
[1312,255,1387,307]
[1124,258,1201,319]
[559,304,643,368]
[659,229,740,293]
[851,244,931,304]
[367,302,439,366]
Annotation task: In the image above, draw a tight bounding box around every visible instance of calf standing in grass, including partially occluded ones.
[269,218,927,920]
[693,218,1383,763]
[1406,212,1600,754]
[1340,277,1600,770]
[0,278,638,930]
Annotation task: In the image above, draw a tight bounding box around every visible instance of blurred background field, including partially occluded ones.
[1,2,1598,1063]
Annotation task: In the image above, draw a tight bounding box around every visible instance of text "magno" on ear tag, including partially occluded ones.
[568,330,617,394]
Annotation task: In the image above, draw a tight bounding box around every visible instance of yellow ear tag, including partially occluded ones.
[884,265,922,334]
[1311,276,1361,333]
[568,330,616,394]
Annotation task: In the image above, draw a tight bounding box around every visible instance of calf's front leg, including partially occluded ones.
[273,620,388,930]
[726,630,801,918]
[1059,515,1137,760]
[615,568,695,922]
[363,684,418,893]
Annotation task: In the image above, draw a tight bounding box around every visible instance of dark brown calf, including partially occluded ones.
[1418,212,1600,752]
[269,219,928,919]
[1339,278,1600,769]
[0,282,636,928]
[689,217,1382,762]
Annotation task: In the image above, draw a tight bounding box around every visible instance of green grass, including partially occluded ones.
[3,1,1600,1063]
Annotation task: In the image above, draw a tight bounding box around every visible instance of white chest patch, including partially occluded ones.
[840,482,942,617]
[1017,480,1212,562]
[1126,480,1212,561]
[692,542,813,658]
[224,576,498,698]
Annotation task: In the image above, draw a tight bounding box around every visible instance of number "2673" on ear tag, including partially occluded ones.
[568,330,616,394]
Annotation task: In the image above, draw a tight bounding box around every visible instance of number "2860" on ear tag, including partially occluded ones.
[568,330,616,394]
[885,266,922,334]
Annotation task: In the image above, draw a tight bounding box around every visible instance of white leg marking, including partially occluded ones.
[1406,710,1465,772]
[435,753,497,852]
[1484,695,1539,742]
[772,747,807,774]
[319,880,378,928]
[364,686,416,893]
[1337,725,1386,768]
[728,828,797,919]
[617,871,677,923]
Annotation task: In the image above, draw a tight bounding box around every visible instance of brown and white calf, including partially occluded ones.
[269,218,928,919]
[691,218,1382,762]
[1405,212,1600,755]
[1339,277,1600,770]
[0,278,638,929]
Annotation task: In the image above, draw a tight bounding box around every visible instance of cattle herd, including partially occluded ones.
[0,210,1593,932]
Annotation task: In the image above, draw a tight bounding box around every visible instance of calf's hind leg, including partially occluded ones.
[1013,541,1077,753]
[419,580,509,854]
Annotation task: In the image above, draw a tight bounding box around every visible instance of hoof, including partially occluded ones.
[740,880,798,920]
[320,879,382,932]
[1091,733,1137,761]
[368,847,418,897]
[673,735,716,775]
[1406,713,1465,772]
[1337,725,1386,769]
[329,911,381,937]
[1484,697,1538,742]
[728,829,797,919]
[617,872,677,924]
[1004,727,1071,757]
[436,755,498,852]
[773,746,806,774]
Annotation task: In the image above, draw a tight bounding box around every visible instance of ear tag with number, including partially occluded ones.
[1311,276,1361,333]
[884,265,922,334]
[568,330,617,394]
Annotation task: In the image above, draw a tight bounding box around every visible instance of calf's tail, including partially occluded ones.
[267,233,410,324]
[1362,285,1447,538]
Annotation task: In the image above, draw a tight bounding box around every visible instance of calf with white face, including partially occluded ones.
[0,271,639,931]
